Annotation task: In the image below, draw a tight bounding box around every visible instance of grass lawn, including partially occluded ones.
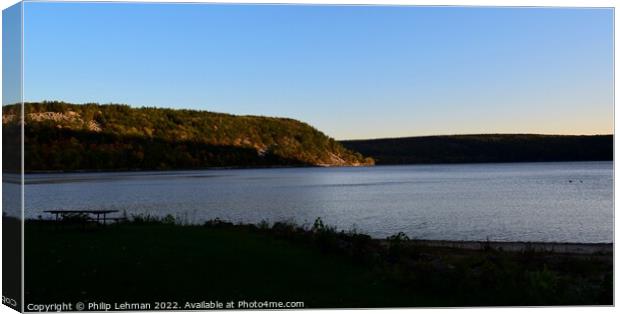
[24,219,612,308]
[25,222,433,308]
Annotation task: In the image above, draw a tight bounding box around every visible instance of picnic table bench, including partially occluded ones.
[43,210,122,224]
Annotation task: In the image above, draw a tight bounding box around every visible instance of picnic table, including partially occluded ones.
[43,210,121,224]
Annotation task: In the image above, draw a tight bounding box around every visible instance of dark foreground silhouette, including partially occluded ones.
[24,216,612,309]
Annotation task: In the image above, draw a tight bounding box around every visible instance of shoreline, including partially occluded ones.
[397,239,612,255]
[13,158,613,175]
[21,216,613,255]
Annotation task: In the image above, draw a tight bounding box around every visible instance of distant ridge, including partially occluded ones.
[2,101,373,172]
[341,134,613,165]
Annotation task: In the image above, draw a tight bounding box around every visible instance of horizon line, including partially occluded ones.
[339,132,614,142]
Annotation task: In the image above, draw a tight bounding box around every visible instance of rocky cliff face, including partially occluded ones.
[4,111,103,132]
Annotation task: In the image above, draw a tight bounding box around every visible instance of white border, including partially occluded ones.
[0,1,616,314]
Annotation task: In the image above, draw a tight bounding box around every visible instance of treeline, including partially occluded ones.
[341,134,613,165]
[2,101,373,172]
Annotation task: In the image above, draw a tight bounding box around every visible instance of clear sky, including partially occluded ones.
[22,2,613,140]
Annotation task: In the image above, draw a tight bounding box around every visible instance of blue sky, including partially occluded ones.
[22,2,613,140]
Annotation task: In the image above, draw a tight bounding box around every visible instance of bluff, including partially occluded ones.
[2,102,373,172]
[341,134,612,165]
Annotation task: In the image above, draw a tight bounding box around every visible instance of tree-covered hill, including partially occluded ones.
[2,102,373,172]
[341,134,613,165]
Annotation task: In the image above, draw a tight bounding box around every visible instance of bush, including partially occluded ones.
[129,213,176,225]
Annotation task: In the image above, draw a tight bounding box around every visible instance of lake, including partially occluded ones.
[17,161,614,243]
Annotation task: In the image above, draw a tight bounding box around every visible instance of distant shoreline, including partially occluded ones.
[342,134,613,165]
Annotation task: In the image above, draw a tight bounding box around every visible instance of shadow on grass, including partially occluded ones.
[24,215,612,308]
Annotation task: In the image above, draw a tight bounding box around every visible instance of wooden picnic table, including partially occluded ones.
[43,210,120,224]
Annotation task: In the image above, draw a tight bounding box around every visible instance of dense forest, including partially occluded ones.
[2,102,373,172]
[341,134,613,165]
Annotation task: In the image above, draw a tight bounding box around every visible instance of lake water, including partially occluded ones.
[18,161,613,242]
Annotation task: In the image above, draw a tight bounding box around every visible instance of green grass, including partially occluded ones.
[24,219,612,308]
[25,222,430,308]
